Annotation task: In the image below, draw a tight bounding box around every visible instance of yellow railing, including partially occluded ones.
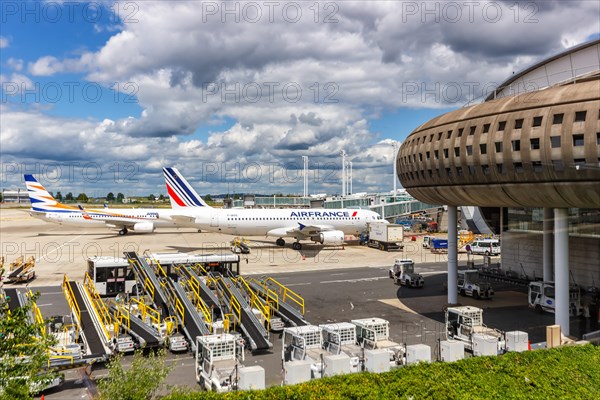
[62,275,81,323]
[236,277,271,330]
[130,297,162,326]
[214,277,241,328]
[264,277,305,315]
[178,266,213,330]
[47,353,75,367]
[83,273,115,342]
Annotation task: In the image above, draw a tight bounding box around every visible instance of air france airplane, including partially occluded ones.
[25,174,177,235]
[164,167,386,250]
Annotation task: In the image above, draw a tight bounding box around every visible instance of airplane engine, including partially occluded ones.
[314,230,345,245]
[132,222,155,233]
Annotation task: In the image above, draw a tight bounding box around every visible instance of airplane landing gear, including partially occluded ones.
[118,228,128,236]
[276,238,285,247]
[292,242,302,251]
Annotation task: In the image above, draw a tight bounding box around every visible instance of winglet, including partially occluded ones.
[163,167,211,208]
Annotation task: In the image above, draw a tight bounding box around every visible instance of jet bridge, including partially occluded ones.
[249,277,308,327]
[215,276,272,352]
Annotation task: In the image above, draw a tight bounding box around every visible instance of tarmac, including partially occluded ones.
[0,207,471,284]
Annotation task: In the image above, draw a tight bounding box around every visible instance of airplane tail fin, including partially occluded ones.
[163,167,212,208]
[24,174,59,211]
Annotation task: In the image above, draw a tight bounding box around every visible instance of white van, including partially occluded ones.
[470,239,500,256]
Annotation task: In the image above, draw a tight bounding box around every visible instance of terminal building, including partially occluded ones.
[397,39,600,336]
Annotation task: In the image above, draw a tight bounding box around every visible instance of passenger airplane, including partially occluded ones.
[24,174,177,235]
[163,167,386,250]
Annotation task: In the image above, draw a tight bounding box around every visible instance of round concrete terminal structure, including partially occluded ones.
[397,75,600,208]
[396,39,600,337]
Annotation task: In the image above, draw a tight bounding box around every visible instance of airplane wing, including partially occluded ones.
[267,223,336,238]
[78,206,155,228]
[169,214,198,226]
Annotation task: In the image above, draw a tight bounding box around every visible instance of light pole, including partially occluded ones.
[340,150,347,197]
[348,161,353,195]
[392,141,399,196]
[302,156,308,197]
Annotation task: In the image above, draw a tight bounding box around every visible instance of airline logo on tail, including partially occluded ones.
[24,174,76,213]
[163,167,210,208]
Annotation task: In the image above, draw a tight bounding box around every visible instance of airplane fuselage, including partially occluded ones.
[177,208,383,237]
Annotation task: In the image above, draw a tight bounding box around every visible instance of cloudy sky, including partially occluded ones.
[1,0,599,198]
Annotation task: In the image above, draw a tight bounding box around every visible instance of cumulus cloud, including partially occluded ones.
[6,1,600,194]
[0,36,8,48]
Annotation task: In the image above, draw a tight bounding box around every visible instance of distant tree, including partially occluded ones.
[106,192,115,202]
[0,293,58,400]
[0,192,3,202]
[147,194,155,201]
[234,194,240,200]
[204,194,213,202]
[76,193,89,203]
[116,193,125,203]
[96,349,173,400]
[55,191,63,201]
[65,192,74,202]
[158,194,165,201]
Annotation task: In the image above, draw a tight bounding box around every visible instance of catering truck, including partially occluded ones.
[367,223,404,251]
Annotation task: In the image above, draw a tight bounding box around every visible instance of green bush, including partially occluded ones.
[163,345,600,400]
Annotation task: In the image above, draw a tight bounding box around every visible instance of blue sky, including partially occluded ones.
[2,1,599,196]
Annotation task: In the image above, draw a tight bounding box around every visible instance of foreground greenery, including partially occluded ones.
[96,349,175,400]
[164,345,599,400]
[0,293,58,400]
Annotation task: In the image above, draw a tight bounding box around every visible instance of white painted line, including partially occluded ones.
[320,276,389,284]
[284,282,312,287]
[420,271,447,276]
[40,234,83,262]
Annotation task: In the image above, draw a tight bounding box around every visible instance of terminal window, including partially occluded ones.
[512,140,521,151]
[496,163,504,174]
[469,126,476,135]
[457,128,464,137]
[495,142,503,152]
[454,147,460,156]
[483,124,490,133]
[468,165,476,175]
[530,138,540,150]
[481,165,490,175]
[552,113,563,124]
[550,136,561,148]
[597,132,600,145]
[552,160,564,171]
[532,161,543,173]
[438,132,443,140]
[456,167,463,176]
[497,121,506,131]
[443,148,449,158]
[514,119,524,129]
[532,116,543,127]
[434,150,439,159]
[466,145,473,156]
[480,144,487,155]
[447,130,452,139]
[574,111,587,122]
[573,134,584,146]
[514,162,524,173]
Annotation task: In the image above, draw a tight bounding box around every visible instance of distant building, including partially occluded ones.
[2,189,28,204]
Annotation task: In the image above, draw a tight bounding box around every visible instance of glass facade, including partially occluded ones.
[507,208,600,237]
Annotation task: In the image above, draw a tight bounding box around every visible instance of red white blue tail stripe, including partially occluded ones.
[163,167,210,208]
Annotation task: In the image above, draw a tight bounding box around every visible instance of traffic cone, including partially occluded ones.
[527,341,531,351]
[41,395,45,400]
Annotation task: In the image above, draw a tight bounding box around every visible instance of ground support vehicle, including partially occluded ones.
[195,333,245,393]
[367,223,404,251]
[458,270,494,299]
[389,259,424,288]
[528,281,582,316]
[351,318,405,367]
[445,306,505,355]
